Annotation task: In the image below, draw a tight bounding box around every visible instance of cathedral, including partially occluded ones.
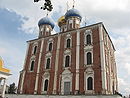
[18,5,118,95]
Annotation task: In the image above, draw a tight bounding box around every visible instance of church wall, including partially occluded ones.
[102,27,118,94]
[22,40,42,94]
[57,34,65,94]
[36,36,58,94]
[79,29,85,94]
[56,31,77,94]
[92,26,102,94]
[22,42,33,94]
[37,38,47,94]
[79,25,102,94]
[18,23,118,95]
[70,31,76,93]
[48,36,58,94]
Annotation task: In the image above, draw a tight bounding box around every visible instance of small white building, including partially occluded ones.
[0,57,11,98]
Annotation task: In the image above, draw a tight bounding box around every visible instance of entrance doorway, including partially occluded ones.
[64,82,70,95]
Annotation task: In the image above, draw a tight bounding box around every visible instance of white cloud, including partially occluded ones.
[118,77,130,96]
[118,78,127,86]
[124,63,130,75]
[0,41,25,85]
[0,47,7,55]
[1,0,130,34]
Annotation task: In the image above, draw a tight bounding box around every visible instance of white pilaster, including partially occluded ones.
[2,79,6,98]
[75,30,80,92]
[19,71,25,94]
[34,39,44,94]
[53,35,61,94]
[99,24,107,93]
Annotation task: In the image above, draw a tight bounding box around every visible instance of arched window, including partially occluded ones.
[48,43,52,51]
[30,61,35,71]
[46,58,50,69]
[44,79,49,91]
[33,46,37,54]
[70,23,72,29]
[87,77,93,90]
[86,34,91,45]
[65,55,70,67]
[87,52,92,65]
[66,39,71,48]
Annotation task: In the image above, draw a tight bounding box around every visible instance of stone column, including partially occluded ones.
[53,35,61,94]
[75,30,80,94]
[2,79,6,98]
[34,39,44,94]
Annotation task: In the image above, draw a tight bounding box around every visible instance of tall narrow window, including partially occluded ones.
[44,79,49,91]
[48,43,52,51]
[87,77,93,90]
[86,34,91,45]
[33,46,37,54]
[70,23,72,29]
[87,52,92,65]
[30,61,35,71]
[65,55,70,67]
[46,58,50,69]
[66,39,71,48]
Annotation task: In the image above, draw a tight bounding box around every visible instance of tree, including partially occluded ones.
[8,83,17,94]
[34,0,53,12]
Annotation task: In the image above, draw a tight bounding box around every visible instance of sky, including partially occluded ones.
[0,0,130,96]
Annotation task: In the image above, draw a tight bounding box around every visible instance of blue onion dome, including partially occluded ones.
[65,8,82,20]
[38,17,55,29]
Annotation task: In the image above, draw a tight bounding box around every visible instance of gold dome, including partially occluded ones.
[0,57,4,67]
[58,16,67,27]
[0,57,10,73]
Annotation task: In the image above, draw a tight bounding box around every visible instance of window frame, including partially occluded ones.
[87,77,93,90]
[87,52,92,65]
[32,42,38,55]
[46,58,51,69]
[47,39,53,52]
[66,38,71,48]
[44,79,49,91]
[65,55,70,67]
[29,60,35,71]
[84,30,93,46]
[65,34,72,49]
[48,42,53,52]
[86,34,92,45]
[68,19,73,29]
[84,50,93,66]
[84,72,94,92]
[33,45,38,55]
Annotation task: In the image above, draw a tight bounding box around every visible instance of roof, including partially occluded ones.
[0,57,10,73]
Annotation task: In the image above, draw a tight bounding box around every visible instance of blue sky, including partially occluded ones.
[0,8,36,85]
[0,0,130,96]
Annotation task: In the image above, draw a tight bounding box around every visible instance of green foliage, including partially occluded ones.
[34,0,53,12]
